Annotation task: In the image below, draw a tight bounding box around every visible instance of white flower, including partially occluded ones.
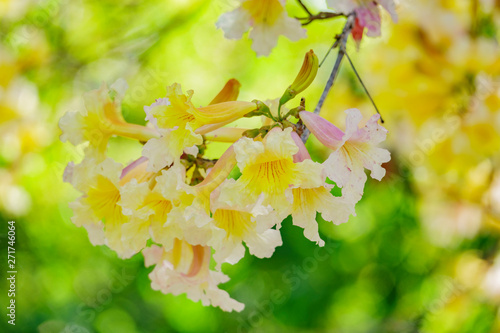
[143,243,244,312]
[327,0,398,41]
[59,80,157,160]
[300,109,391,202]
[118,165,190,257]
[209,179,282,268]
[285,132,356,246]
[216,0,306,56]
[67,158,131,256]
[142,124,202,172]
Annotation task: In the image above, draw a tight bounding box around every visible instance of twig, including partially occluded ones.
[301,14,355,143]
[345,52,385,123]
[295,1,345,26]
[298,12,345,26]
[319,36,340,67]
[296,0,312,16]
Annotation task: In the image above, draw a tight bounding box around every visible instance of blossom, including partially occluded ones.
[216,0,306,56]
[145,83,256,132]
[142,83,256,171]
[327,0,398,43]
[60,70,393,312]
[232,127,299,212]
[66,158,131,256]
[300,109,391,201]
[142,125,203,172]
[231,127,323,213]
[143,242,244,312]
[286,131,356,246]
[118,164,191,257]
[157,145,239,251]
[59,79,157,159]
[209,179,282,267]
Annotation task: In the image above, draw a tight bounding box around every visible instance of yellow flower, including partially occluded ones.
[280,50,319,105]
[157,146,239,251]
[143,242,244,312]
[142,124,203,172]
[216,0,306,56]
[234,129,295,208]
[59,79,157,159]
[145,82,256,133]
[141,82,255,170]
[66,157,160,258]
[119,165,191,257]
[209,179,282,267]
[300,109,391,202]
[286,131,356,246]
[67,158,129,256]
[232,127,322,212]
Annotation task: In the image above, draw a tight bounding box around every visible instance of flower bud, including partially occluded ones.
[193,101,257,126]
[209,79,241,105]
[204,127,247,142]
[299,111,344,150]
[280,50,319,105]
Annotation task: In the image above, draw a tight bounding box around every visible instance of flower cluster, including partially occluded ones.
[342,0,500,248]
[0,43,52,216]
[217,0,398,55]
[59,51,390,311]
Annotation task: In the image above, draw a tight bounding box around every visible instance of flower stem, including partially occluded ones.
[204,127,247,143]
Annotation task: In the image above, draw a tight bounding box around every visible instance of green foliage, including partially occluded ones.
[0,1,499,332]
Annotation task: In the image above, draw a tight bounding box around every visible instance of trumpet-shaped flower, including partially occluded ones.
[300,109,391,201]
[142,83,255,170]
[143,242,244,312]
[157,146,239,251]
[216,0,306,56]
[184,145,239,226]
[327,0,398,42]
[145,83,256,132]
[287,132,356,246]
[209,179,282,267]
[66,158,130,256]
[142,124,203,172]
[167,146,247,254]
[59,80,157,159]
[234,127,299,211]
[232,127,322,212]
[119,165,192,257]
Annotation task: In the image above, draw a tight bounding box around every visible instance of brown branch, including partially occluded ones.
[297,12,345,26]
[301,14,355,143]
[295,1,346,25]
[296,0,312,16]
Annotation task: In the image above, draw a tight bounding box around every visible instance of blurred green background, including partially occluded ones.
[1,0,500,332]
